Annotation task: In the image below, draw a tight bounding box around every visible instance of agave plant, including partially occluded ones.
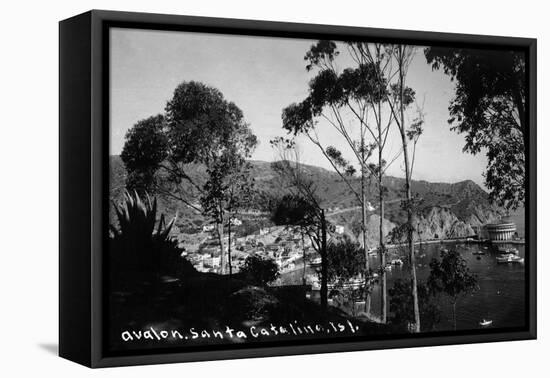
[110,190,175,244]
[109,190,194,287]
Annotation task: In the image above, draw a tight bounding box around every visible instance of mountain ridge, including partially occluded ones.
[109,155,502,237]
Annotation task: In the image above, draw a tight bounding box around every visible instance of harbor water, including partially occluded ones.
[279,241,527,332]
[369,241,526,331]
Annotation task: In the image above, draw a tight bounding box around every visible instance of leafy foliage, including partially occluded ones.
[240,255,280,286]
[326,146,356,176]
[304,40,339,71]
[427,249,478,329]
[271,193,319,228]
[424,48,526,210]
[121,81,257,209]
[165,82,257,165]
[120,115,168,194]
[389,279,441,332]
[121,81,258,269]
[324,236,366,284]
[427,249,478,301]
[321,236,375,317]
[200,155,255,224]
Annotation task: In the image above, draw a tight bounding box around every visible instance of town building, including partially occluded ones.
[486,216,517,241]
[202,224,215,232]
[229,217,242,226]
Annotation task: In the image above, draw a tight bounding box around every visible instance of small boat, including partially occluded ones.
[310,257,322,266]
[472,251,486,256]
[497,247,519,255]
[496,254,524,264]
[479,319,493,327]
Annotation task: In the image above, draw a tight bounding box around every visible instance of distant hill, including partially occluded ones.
[109,155,502,237]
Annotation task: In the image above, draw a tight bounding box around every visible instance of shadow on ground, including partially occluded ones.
[38,343,58,356]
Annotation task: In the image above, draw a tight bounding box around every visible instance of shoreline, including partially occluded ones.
[382,237,526,252]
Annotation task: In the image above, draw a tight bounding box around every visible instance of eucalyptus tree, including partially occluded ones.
[424,48,526,210]
[121,81,258,275]
[386,45,424,332]
[343,43,406,323]
[200,151,255,276]
[270,138,330,312]
[282,41,407,321]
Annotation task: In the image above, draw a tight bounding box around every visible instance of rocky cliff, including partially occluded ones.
[110,155,504,240]
[413,206,475,240]
[365,214,397,246]
[411,204,502,241]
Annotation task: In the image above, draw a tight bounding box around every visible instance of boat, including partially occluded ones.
[479,319,493,327]
[496,254,524,264]
[367,248,378,256]
[310,257,322,266]
[497,247,519,255]
[472,251,486,255]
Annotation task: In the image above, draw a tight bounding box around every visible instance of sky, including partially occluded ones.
[110,28,488,187]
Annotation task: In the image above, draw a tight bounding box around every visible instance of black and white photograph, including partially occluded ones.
[106,26,530,354]
[3,0,549,375]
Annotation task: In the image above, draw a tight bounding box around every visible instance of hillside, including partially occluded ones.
[109,155,503,238]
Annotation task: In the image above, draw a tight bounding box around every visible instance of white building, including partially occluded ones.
[211,256,220,268]
[202,224,215,232]
[229,218,242,226]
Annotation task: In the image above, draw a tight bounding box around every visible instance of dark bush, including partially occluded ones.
[240,255,280,286]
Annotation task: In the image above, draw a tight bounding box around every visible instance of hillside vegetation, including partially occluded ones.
[110,155,502,240]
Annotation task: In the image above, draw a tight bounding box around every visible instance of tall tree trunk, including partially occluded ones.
[398,56,421,332]
[228,220,232,277]
[320,209,328,313]
[217,221,226,275]
[403,154,420,332]
[301,230,307,286]
[361,135,371,316]
[378,146,387,324]
[377,86,387,324]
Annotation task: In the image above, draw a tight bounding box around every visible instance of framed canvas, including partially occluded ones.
[59,10,537,368]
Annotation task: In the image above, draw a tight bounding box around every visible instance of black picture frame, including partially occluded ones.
[59,9,537,368]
